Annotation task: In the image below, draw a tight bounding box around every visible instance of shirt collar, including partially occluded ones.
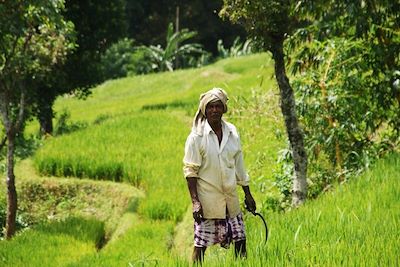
[204,119,232,136]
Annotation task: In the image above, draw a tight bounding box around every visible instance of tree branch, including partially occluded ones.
[14,85,26,133]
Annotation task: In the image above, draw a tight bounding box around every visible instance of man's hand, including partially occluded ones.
[243,186,257,214]
[244,194,256,213]
[192,200,203,223]
[242,186,256,213]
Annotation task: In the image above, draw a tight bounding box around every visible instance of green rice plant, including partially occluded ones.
[3,53,398,267]
[33,53,280,223]
[69,218,176,267]
[0,217,104,267]
[186,153,400,266]
[33,110,190,221]
[49,53,270,125]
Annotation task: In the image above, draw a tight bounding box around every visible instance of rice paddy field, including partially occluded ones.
[0,53,398,266]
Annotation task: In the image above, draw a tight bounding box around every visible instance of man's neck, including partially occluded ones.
[208,120,222,133]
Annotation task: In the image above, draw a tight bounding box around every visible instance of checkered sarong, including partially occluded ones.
[194,213,246,248]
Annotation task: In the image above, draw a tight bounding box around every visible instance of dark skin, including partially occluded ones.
[187,100,256,264]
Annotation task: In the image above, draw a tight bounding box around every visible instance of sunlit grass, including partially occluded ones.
[0,53,398,267]
[0,217,104,267]
[51,53,271,124]
[32,53,280,222]
[69,218,176,267]
[1,153,398,266]
[196,153,400,266]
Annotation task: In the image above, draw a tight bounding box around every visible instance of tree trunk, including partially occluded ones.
[5,130,17,239]
[37,89,55,136]
[271,39,308,207]
[38,102,54,135]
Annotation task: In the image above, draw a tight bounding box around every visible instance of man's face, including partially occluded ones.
[205,100,224,124]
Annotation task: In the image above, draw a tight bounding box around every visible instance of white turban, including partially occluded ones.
[192,88,229,135]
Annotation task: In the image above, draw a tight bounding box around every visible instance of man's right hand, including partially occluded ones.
[192,201,203,223]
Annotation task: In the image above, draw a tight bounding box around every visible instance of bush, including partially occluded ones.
[128,49,154,75]
[54,109,88,136]
[0,201,29,239]
[100,38,136,80]
[217,36,255,58]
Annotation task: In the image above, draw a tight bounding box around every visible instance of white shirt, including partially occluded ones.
[183,120,250,219]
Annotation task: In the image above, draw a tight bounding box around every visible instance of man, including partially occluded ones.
[183,88,256,263]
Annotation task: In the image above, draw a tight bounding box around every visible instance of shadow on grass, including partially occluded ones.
[35,216,106,249]
[141,100,196,111]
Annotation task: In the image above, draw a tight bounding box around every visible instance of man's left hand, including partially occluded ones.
[244,194,256,213]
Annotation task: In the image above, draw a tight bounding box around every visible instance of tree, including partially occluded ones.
[36,0,128,135]
[286,1,400,186]
[0,0,75,238]
[220,0,308,206]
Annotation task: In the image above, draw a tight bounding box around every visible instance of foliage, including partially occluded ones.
[62,0,128,90]
[220,0,309,206]
[128,49,154,75]
[34,0,128,135]
[0,202,29,240]
[136,23,206,72]
[100,38,136,80]
[217,37,254,58]
[125,0,246,55]
[283,0,400,195]
[0,0,76,238]
[220,0,297,49]
[53,109,88,136]
[0,1,75,80]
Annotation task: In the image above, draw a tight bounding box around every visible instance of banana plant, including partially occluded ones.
[138,23,204,72]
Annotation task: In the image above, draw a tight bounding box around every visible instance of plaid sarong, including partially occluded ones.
[194,213,246,248]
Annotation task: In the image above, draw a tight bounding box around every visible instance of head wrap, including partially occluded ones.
[192,88,229,135]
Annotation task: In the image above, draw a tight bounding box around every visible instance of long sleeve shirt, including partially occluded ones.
[183,120,250,219]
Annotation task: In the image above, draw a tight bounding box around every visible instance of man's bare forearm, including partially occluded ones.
[186,177,200,204]
[242,185,252,196]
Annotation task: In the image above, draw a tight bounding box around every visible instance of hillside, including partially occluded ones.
[0,53,398,266]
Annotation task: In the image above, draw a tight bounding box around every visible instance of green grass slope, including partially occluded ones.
[2,153,398,266]
[3,53,397,266]
[32,53,283,223]
[0,217,105,267]
[1,53,284,266]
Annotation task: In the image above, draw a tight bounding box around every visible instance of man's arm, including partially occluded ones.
[242,185,256,213]
[187,177,203,223]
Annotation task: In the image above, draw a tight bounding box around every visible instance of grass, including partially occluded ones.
[3,159,144,239]
[32,53,282,223]
[0,217,105,267]
[69,218,175,267]
[171,152,400,266]
[4,152,396,266]
[1,53,398,266]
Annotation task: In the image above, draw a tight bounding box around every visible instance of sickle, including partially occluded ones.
[252,211,269,243]
[245,201,269,243]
